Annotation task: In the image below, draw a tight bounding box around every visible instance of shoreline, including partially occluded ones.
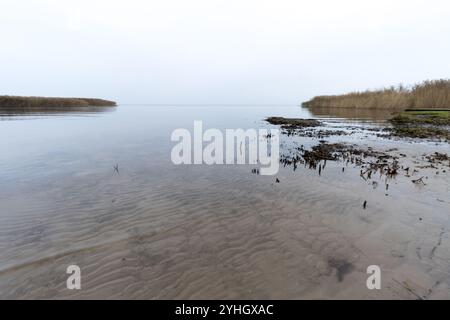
[0,95,117,108]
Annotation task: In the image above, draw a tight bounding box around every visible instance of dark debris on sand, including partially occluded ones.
[266,115,448,192]
[280,141,401,180]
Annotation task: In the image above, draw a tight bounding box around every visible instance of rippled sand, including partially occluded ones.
[0,106,449,299]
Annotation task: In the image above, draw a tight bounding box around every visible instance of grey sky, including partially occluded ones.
[1,0,449,104]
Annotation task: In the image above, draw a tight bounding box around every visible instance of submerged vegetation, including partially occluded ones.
[388,110,450,140]
[388,126,449,140]
[0,96,116,107]
[390,110,450,126]
[302,79,450,110]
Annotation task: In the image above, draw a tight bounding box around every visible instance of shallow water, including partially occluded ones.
[0,105,449,299]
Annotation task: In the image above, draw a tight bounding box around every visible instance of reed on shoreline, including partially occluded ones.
[0,96,116,108]
[302,79,450,110]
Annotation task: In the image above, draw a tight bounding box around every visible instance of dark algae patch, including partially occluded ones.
[328,259,354,282]
[280,141,401,178]
[388,126,449,140]
[266,117,321,129]
[302,143,346,163]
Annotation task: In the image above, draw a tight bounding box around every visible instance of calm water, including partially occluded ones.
[0,105,449,299]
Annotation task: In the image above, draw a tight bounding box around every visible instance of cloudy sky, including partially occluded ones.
[1,0,449,104]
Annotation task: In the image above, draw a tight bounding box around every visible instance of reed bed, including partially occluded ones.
[0,96,116,107]
[302,79,450,110]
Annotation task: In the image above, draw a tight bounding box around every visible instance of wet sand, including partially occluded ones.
[0,106,449,299]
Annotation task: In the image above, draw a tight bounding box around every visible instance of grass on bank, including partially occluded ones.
[0,96,117,108]
[302,79,450,110]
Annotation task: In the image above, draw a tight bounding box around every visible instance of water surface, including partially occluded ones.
[0,105,449,299]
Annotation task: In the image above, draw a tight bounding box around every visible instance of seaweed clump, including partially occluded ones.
[266,117,321,129]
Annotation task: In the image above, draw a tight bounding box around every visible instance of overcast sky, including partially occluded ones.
[1,0,449,104]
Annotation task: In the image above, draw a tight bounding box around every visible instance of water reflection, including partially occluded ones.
[0,106,116,120]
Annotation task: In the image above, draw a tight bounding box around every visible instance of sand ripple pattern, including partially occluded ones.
[1,143,450,299]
